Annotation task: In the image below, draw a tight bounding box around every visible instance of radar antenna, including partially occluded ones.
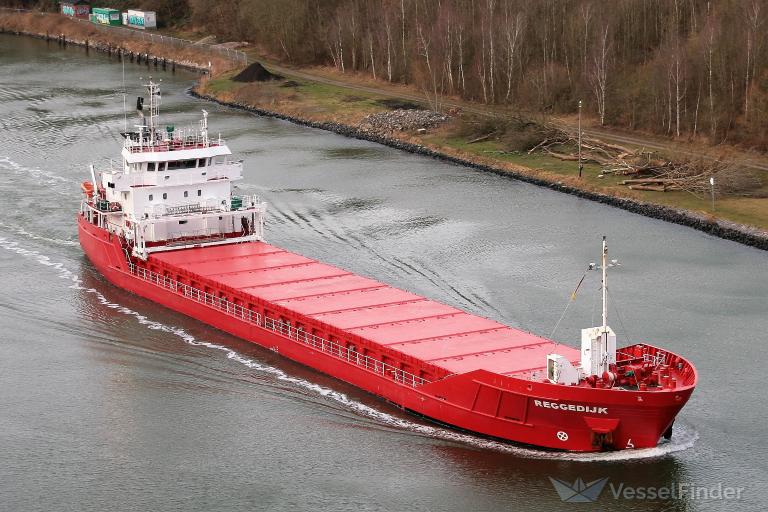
[144,78,161,145]
[201,109,209,146]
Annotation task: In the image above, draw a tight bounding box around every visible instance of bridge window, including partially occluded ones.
[167,159,197,170]
[184,191,188,198]
[148,194,153,201]
[197,158,206,167]
[148,162,156,172]
[197,189,201,196]
[162,193,167,199]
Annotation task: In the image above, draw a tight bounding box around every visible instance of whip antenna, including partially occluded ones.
[122,55,127,132]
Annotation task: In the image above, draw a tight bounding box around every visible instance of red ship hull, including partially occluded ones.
[78,215,696,452]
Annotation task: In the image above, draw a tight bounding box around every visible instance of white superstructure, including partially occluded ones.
[81,79,266,259]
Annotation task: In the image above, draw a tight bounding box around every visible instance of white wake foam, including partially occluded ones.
[0,221,78,247]
[0,155,75,196]
[0,236,697,461]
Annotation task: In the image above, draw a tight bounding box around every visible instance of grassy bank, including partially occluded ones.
[4,9,767,239]
[199,71,768,232]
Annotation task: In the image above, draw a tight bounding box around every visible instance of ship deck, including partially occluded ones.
[151,241,580,378]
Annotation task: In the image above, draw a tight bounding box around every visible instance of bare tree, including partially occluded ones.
[384,11,393,81]
[580,2,593,76]
[487,0,496,102]
[401,0,407,81]
[349,6,358,70]
[478,11,488,103]
[338,17,345,72]
[457,20,466,94]
[670,46,686,137]
[416,20,440,110]
[503,6,524,102]
[590,24,610,126]
[368,30,376,79]
[443,10,454,93]
[704,2,717,138]
[743,0,762,121]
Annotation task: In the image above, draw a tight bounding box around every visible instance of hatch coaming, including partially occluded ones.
[147,241,582,381]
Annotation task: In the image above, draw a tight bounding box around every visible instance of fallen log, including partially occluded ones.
[628,184,667,192]
[621,178,677,185]
[467,133,493,144]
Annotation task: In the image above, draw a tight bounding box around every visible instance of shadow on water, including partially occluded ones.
[321,147,392,160]
[431,443,696,510]
[327,197,385,214]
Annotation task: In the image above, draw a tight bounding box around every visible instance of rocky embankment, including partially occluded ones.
[3,10,765,250]
[190,89,768,251]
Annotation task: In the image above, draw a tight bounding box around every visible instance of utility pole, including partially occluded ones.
[578,100,583,179]
[710,176,715,211]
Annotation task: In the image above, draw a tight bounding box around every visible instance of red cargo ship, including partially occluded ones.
[78,81,696,452]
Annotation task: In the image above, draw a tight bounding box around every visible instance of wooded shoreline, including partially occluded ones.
[189,89,768,251]
[3,13,767,250]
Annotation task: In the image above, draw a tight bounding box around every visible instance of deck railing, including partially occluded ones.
[127,263,429,387]
[124,137,224,154]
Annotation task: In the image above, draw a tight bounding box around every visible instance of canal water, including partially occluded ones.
[1,34,766,511]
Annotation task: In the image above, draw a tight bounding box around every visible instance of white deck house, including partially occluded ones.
[84,80,266,259]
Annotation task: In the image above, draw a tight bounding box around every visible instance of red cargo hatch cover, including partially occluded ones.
[151,242,580,376]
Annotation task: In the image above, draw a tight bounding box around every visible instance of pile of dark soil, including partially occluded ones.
[376,98,422,110]
[233,62,283,82]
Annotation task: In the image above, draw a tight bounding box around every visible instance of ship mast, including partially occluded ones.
[548,236,618,383]
[602,236,607,332]
[145,78,160,145]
